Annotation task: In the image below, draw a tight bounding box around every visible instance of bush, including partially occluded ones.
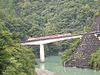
[0,21,36,75]
[61,39,80,64]
[89,48,100,70]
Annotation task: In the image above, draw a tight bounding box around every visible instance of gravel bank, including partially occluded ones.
[35,68,57,75]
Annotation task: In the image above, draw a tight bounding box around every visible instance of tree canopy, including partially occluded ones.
[0,18,36,75]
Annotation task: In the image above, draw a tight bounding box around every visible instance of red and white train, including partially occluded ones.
[27,33,72,41]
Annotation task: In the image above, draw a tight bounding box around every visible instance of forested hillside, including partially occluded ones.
[0,0,37,75]
[0,0,100,57]
[0,0,100,38]
[0,20,36,75]
[0,0,100,74]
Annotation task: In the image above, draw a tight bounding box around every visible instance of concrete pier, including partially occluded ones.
[40,44,45,62]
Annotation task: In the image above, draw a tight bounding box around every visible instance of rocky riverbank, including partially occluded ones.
[35,68,57,75]
[65,16,100,68]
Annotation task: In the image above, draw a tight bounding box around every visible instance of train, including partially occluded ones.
[27,33,72,41]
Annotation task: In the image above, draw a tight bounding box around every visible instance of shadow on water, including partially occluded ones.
[36,56,100,75]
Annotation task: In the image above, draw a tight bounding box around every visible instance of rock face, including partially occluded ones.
[65,16,100,68]
[92,16,100,32]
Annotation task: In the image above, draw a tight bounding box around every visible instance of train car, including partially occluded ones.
[27,33,72,41]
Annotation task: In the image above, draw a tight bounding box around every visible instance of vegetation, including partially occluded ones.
[89,48,100,70]
[61,39,80,63]
[0,20,36,74]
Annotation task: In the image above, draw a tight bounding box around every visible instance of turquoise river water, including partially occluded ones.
[36,56,100,75]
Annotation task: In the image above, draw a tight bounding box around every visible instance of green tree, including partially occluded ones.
[0,20,36,75]
[62,39,80,63]
[89,48,100,70]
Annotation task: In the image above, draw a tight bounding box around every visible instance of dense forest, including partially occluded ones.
[0,0,100,75]
[0,20,36,75]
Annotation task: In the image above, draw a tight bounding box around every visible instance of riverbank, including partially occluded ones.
[35,68,57,75]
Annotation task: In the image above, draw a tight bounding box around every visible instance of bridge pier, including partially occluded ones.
[40,44,45,62]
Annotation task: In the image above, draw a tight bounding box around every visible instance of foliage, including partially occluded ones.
[46,43,62,56]
[0,20,36,75]
[3,46,36,75]
[0,0,100,37]
[89,48,100,70]
[61,39,80,63]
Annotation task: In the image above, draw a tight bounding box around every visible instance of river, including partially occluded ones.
[36,55,100,75]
